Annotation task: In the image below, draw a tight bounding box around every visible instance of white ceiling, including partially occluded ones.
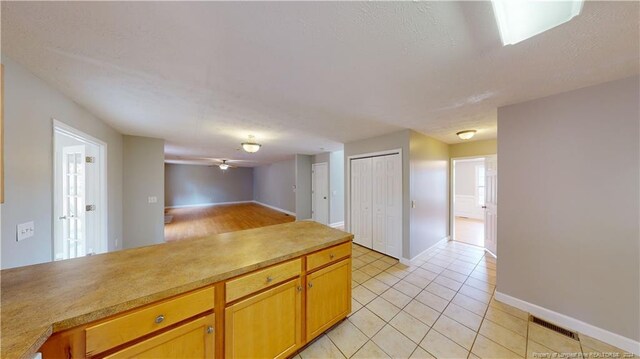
[2,1,638,166]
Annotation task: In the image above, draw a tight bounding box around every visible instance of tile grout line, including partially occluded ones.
[336,243,498,359]
[398,245,490,357]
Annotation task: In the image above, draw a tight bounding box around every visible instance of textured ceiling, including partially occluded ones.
[2,1,639,165]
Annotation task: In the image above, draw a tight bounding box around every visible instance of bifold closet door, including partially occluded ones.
[372,154,402,258]
[350,157,373,248]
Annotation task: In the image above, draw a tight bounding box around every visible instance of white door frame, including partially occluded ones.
[311,162,329,225]
[53,119,108,258]
[346,148,403,250]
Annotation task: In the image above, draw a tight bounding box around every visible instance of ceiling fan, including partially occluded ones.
[215,159,235,171]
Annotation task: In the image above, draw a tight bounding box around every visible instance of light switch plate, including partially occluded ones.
[148,196,158,204]
[17,221,35,242]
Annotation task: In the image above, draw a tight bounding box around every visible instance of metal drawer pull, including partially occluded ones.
[308,282,313,288]
[297,286,303,292]
[266,276,273,283]
[155,315,165,324]
[329,253,335,259]
[207,326,214,334]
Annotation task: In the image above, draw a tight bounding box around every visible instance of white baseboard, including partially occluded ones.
[329,221,345,229]
[484,248,497,258]
[252,201,296,216]
[165,200,253,209]
[400,236,449,265]
[494,291,640,355]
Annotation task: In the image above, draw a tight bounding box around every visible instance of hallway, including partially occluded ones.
[294,240,632,358]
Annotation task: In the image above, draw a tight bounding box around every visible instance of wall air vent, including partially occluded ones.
[529,315,579,340]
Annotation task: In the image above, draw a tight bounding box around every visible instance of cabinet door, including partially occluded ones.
[306,259,352,340]
[225,278,302,359]
[103,314,214,359]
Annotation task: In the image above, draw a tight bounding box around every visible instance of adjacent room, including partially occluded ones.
[1,2,638,359]
[452,157,487,248]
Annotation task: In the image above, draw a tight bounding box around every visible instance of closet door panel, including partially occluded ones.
[350,158,372,248]
[372,157,387,253]
[385,154,403,258]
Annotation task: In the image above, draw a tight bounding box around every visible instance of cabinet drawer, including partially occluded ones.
[86,286,215,355]
[226,259,301,302]
[103,314,215,359]
[306,242,351,272]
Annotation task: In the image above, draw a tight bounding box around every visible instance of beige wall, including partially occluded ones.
[1,56,124,269]
[123,136,165,249]
[409,131,450,258]
[165,163,253,207]
[253,158,295,213]
[344,130,449,259]
[450,139,497,158]
[497,76,639,343]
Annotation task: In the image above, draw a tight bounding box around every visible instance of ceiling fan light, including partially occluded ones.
[241,142,261,153]
[219,163,229,170]
[457,130,477,140]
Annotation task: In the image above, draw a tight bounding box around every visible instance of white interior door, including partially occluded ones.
[312,162,329,225]
[54,123,105,261]
[372,154,402,258]
[484,155,498,256]
[350,157,372,248]
[60,145,87,259]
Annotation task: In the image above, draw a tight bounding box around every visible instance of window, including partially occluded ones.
[475,164,485,207]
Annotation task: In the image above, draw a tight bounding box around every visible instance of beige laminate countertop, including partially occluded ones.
[0,221,353,359]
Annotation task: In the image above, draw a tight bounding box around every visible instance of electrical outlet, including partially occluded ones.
[16,221,35,242]
[148,196,158,204]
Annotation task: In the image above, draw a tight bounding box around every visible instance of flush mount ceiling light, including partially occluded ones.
[491,0,584,46]
[241,135,261,153]
[457,130,477,140]
[219,160,230,171]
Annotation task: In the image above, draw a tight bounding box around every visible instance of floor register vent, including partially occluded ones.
[529,315,579,340]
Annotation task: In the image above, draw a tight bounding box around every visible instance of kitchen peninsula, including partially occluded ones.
[1,221,353,359]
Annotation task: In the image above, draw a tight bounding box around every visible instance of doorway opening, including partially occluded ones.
[452,157,486,247]
[53,120,108,260]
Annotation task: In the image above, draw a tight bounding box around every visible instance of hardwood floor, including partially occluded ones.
[454,216,484,247]
[164,202,295,242]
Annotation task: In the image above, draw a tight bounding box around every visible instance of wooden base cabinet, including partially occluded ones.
[225,278,302,359]
[103,314,215,359]
[37,242,352,359]
[306,259,352,340]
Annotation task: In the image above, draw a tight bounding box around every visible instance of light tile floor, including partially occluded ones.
[295,241,636,359]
